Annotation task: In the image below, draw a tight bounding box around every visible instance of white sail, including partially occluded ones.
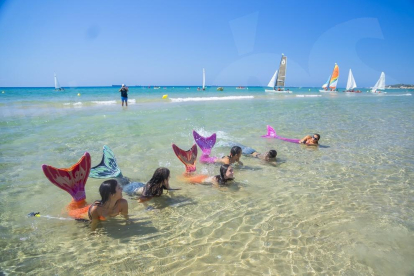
[202,68,205,89]
[346,69,357,90]
[267,70,277,88]
[371,72,385,92]
[54,73,61,90]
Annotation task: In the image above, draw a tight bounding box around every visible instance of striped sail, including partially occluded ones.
[276,55,287,87]
[329,64,339,90]
[322,75,331,88]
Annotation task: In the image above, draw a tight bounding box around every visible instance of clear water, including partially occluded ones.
[0,87,413,275]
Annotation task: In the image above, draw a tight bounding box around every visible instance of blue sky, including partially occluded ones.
[0,0,413,87]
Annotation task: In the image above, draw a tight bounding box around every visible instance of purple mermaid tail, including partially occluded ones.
[261,125,300,144]
[193,130,216,156]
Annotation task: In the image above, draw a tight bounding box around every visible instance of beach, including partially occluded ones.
[0,86,413,275]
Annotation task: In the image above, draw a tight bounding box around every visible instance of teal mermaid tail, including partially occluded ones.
[90,145,123,179]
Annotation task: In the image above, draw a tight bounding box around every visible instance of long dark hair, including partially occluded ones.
[144,167,170,196]
[217,164,233,185]
[229,146,242,158]
[99,179,118,205]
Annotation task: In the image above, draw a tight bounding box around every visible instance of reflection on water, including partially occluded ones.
[0,88,413,275]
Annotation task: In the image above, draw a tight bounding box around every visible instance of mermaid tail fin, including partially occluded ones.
[42,152,91,202]
[172,144,197,173]
[193,130,216,155]
[261,125,277,138]
[90,145,123,179]
[261,125,300,143]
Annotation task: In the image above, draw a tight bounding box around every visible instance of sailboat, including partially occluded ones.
[371,72,386,93]
[265,54,292,93]
[202,68,206,91]
[319,63,339,92]
[344,69,360,93]
[54,73,64,91]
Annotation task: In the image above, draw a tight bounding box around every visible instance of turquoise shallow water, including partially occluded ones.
[0,87,413,275]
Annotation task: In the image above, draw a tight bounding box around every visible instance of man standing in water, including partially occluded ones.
[119,84,129,107]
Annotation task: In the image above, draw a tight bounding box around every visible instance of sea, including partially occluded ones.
[0,86,413,275]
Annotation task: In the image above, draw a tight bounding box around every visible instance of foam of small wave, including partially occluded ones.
[170,96,254,102]
[63,102,83,106]
[91,100,117,105]
[296,95,322,97]
[193,128,231,141]
[384,93,412,97]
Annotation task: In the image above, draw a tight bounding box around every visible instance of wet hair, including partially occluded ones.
[229,146,242,158]
[216,164,234,185]
[267,150,277,158]
[314,134,321,140]
[144,167,170,197]
[99,179,118,205]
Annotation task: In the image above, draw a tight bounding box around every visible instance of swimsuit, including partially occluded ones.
[123,182,145,195]
[219,141,256,155]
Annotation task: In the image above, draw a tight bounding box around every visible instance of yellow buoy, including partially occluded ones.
[1,91,4,94]
[162,94,168,99]
[77,93,81,96]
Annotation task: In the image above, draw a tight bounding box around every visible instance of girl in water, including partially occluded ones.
[123,167,181,202]
[209,146,244,166]
[88,179,129,231]
[186,164,235,186]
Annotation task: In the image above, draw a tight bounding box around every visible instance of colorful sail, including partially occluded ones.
[329,63,339,90]
[322,75,331,88]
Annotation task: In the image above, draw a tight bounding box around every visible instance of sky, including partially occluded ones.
[0,0,413,87]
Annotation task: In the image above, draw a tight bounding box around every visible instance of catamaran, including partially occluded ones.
[320,63,339,92]
[265,54,292,93]
[344,69,360,93]
[371,72,386,94]
[54,73,64,91]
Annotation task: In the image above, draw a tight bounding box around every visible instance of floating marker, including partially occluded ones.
[162,94,168,99]
[77,93,81,96]
[1,91,4,94]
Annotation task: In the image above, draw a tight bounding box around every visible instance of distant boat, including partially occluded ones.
[202,68,206,91]
[54,73,64,91]
[371,72,386,93]
[217,87,224,91]
[265,54,292,93]
[154,86,160,89]
[320,63,339,92]
[236,86,246,89]
[344,69,361,93]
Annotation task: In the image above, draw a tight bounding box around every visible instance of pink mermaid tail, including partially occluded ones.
[199,155,218,163]
[172,144,197,173]
[261,125,300,144]
[193,130,216,155]
[42,152,91,202]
